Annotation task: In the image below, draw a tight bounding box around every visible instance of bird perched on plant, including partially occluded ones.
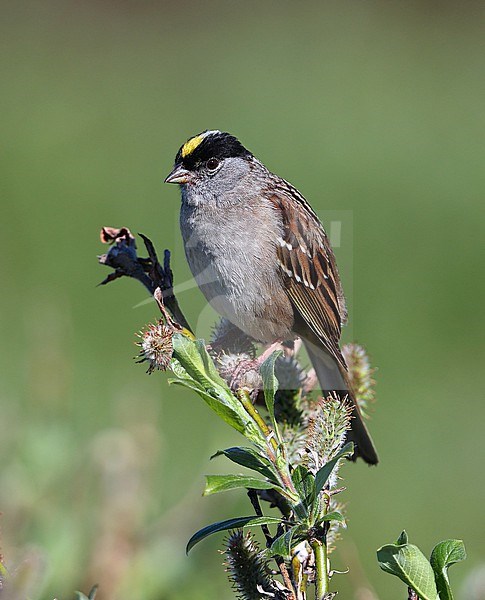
[165,130,378,465]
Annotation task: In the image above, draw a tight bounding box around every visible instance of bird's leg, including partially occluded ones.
[259,340,287,362]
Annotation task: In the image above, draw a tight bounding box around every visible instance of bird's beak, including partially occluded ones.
[164,165,192,185]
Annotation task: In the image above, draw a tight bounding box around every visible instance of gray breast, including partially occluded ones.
[180,197,294,342]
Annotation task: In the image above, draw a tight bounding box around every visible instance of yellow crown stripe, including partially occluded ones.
[181,134,205,158]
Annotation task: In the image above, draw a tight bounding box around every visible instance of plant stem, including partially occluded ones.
[312,492,331,599]
[237,389,299,501]
[312,539,329,600]
[237,389,279,454]
[279,562,297,600]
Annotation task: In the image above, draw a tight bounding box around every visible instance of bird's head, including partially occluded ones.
[164,130,254,197]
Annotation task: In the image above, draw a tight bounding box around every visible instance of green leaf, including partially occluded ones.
[377,539,439,600]
[170,379,250,435]
[75,589,98,600]
[87,586,99,600]
[269,525,303,558]
[186,516,283,553]
[430,539,466,600]
[314,442,354,496]
[291,465,316,508]
[396,530,409,545]
[259,351,283,436]
[211,447,280,483]
[203,474,277,496]
[317,511,346,526]
[170,335,264,444]
[172,334,224,389]
[195,338,228,385]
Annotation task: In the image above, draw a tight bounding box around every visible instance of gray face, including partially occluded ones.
[181,156,254,207]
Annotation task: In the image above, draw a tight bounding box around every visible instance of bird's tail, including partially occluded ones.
[303,340,379,465]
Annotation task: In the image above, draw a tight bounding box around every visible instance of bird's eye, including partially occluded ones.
[206,158,220,171]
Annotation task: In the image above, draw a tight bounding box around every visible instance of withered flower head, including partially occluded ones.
[305,394,353,476]
[136,320,174,373]
[217,352,262,391]
[223,530,276,600]
[342,343,376,418]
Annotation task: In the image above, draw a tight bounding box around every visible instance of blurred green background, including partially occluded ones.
[1,1,484,598]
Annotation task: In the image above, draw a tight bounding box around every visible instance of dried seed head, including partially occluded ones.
[217,352,262,391]
[217,352,252,379]
[274,353,307,392]
[305,394,353,478]
[223,530,276,600]
[342,343,376,418]
[136,320,174,373]
[273,354,307,427]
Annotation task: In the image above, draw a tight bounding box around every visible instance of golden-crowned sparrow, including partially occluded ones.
[165,130,378,465]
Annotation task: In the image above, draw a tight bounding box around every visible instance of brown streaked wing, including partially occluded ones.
[269,190,347,370]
